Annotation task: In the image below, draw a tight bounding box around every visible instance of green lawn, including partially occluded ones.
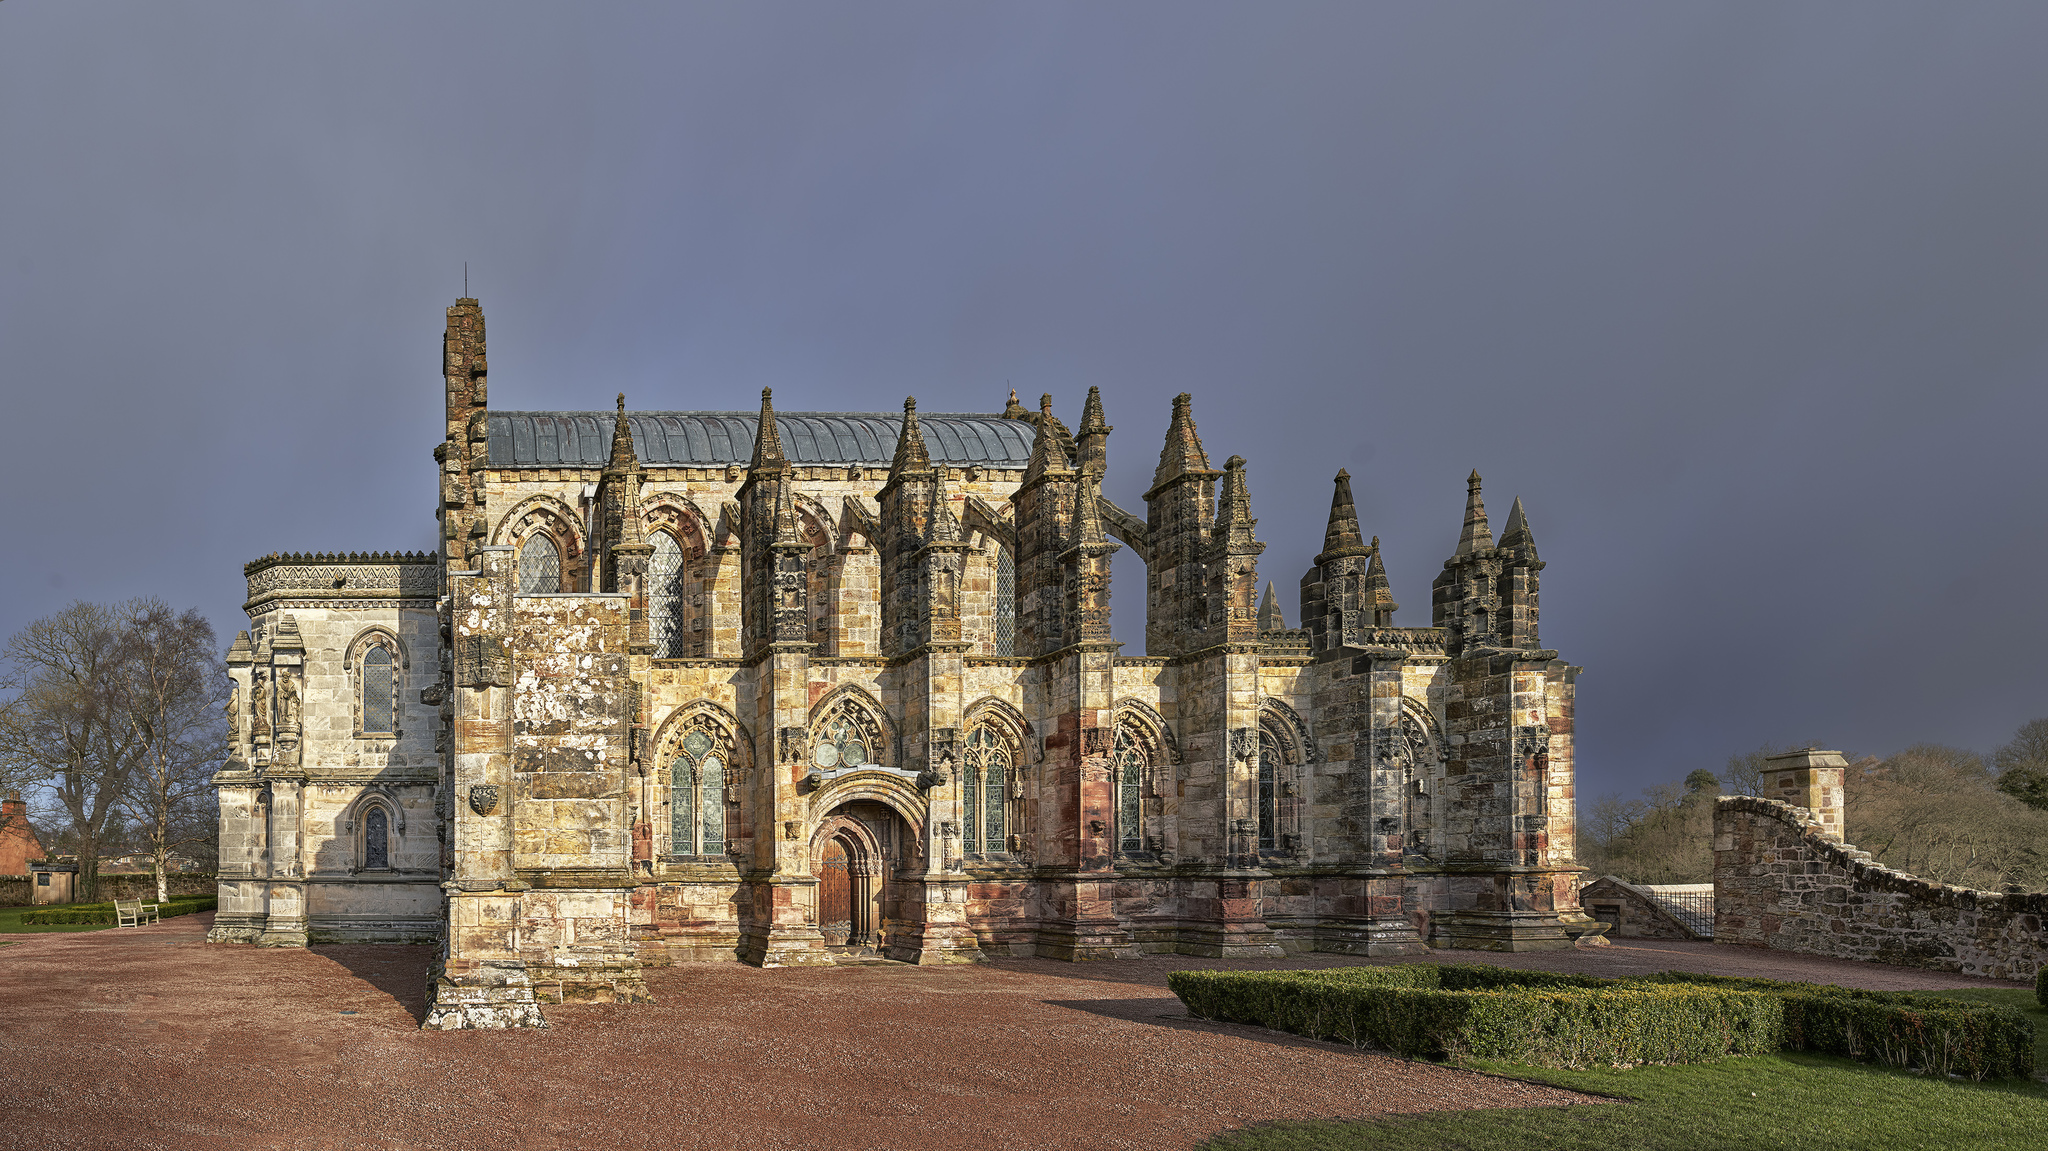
[0,905,114,934]
[1206,987,2048,1151]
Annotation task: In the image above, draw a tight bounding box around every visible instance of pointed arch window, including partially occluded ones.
[649,531,686,657]
[359,643,395,737]
[1114,723,1147,855]
[993,548,1016,656]
[518,533,561,594]
[669,725,728,856]
[812,708,873,769]
[963,724,1010,856]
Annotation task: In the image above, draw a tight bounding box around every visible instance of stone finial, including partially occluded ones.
[1023,393,1073,483]
[1150,392,1213,492]
[1364,542,1398,622]
[1454,469,1493,556]
[608,392,640,470]
[1071,470,1108,547]
[1002,388,1029,420]
[749,387,786,470]
[1212,455,1260,552]
[771,476,802,547]
[889,395,932,477]
[1317,468,1371,564]
[1500,496,1537,557]
[1076,385,1113,476]
[929,463,962,544]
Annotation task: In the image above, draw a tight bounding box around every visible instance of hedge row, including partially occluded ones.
[20,898,218,926]
[1166,963,2034,1079]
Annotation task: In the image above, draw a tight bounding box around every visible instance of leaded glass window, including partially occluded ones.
[518,534,561,594]
[1258,730,1279,851]
[669,726,728,856]
[812,712,870,769]
[962,725,1011,855]
[360,645,394,736]
[649,532,686,657]
[364,807,390,870]
[1115,724,1145,855]
[993,549,1016,656]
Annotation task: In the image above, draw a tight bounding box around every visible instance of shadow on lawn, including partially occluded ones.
[313,943,435,1025]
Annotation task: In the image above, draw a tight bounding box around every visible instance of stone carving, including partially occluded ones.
[278,675,301,730]
[467,785,499,815]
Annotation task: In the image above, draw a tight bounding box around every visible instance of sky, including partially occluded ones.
[3,2,2046,802]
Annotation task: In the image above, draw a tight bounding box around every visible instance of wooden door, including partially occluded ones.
[818,839,851,945]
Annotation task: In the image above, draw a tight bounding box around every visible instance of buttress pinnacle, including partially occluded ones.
[749,388,787,470]
[1454,469,1493,556]
[1317,468,1371,564]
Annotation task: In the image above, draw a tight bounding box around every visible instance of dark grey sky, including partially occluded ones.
[5,3,2046,800]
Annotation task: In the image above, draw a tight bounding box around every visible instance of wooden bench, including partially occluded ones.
[114,899,159,928]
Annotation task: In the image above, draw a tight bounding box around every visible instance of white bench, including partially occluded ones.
[114,899,159,928]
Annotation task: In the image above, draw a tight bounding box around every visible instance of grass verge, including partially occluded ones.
[1204,987,2048,1151]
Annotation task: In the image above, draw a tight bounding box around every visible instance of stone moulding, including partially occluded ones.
[243,553,439,613]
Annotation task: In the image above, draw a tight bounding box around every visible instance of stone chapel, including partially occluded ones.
[209,298,1601,1028]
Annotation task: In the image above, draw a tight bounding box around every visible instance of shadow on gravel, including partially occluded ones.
[313,943,434,1024]
[1042,997,1356,1052]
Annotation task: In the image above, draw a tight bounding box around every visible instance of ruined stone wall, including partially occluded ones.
[1714,795,2047,981]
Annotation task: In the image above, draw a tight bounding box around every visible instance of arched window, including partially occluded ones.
[649,531,686,658]
[669,724,728,856]
[963,725,1009,855]
[518,533,561,594]
[363,806,390,870]
[360,645,395,736]
[1114,723,1147,855]
[1258,729,1279,851]
[993,548,1016,656]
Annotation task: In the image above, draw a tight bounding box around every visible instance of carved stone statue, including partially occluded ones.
[279,674,301,730]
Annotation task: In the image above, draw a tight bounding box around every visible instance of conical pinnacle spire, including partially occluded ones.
[1213,455,1261,554]
[1499,496,1537,556]
[749,388,786,470]
[929,462,962,544]
[1317,468,1371,564]
[771,475,802,547]
[1079,386,1111,437]
[1257,582,1285,631]
[1023,393,1073,482]
[1150,392,1212,492]
[1454,469,1493,556]
[889,395,932,477]
[609,393,638,469]
[1077,385,1112,475]
[1364,539,1398,620]
[1072,469,1108,547]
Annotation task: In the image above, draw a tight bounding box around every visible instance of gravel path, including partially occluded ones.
[0,915,2022,1150]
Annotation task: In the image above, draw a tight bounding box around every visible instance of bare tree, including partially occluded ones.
[1991,717,2048,812]
[114,601,225,902]
[0,603,140,902]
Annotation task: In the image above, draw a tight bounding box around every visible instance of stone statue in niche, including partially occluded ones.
[278,674,301,730]
[249,670,271,738]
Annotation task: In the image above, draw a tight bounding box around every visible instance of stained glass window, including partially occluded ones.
[364,807,389,870]
[1115,725,1145,855]
[963,725,1010,855]
[1258,730,1279,851]
[812,712,870,768]
[649,532,686,657]
[518,534,561,594]
[360,645,394,735]
[670,727,727,856]
[993,549,1016,656]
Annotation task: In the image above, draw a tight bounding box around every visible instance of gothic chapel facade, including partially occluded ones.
[210,299,1602,1028]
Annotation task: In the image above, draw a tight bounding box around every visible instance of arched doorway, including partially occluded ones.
[810,800,906,955]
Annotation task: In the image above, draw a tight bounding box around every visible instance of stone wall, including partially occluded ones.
[1713,794,2047,981]
[0,873,217,906]
[1578,876,1705,940]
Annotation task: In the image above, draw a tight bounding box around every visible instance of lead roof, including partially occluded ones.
[488,411,1035,469]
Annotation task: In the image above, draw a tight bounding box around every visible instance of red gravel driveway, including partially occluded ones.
[0,914,2021,1151]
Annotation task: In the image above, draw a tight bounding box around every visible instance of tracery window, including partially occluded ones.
[668,724,728,856]
[1114,723,1147,855]
[993,548,1016,657]
[649,531,686,658]
[518,533,561,594]
[363,806,390,870]
[812,709,872,769]
[962,725,1010,855]
[360,645,395,736]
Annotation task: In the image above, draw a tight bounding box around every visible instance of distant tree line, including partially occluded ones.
[1582,724,2048,891]
[0,600,225,902]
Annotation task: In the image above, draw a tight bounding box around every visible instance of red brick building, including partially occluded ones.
[0,794,48,875]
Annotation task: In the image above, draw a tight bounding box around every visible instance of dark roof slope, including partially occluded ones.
[488,411,1034,469]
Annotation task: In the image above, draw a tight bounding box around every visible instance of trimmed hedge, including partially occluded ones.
[20,898,218,926]
[1166,963,2035,1080]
